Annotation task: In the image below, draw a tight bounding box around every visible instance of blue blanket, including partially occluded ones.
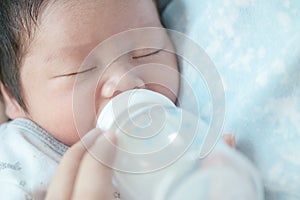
[161,0,300,199]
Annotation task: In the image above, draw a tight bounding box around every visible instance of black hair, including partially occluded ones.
[0,0,163,111]
[0,0,46,110]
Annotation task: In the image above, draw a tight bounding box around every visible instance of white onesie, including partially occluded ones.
[0,118,68,199]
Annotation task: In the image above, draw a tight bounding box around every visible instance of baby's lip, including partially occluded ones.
[112,90,122,97]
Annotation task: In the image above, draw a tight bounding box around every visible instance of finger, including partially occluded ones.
[45,129,102,200]
[222,134,235,148]
[72,131,117,200]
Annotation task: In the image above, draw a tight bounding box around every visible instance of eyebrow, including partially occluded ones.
[44,42,95,64]
[44,50,63,64]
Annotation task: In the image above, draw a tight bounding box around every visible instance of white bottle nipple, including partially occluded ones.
[97,89,175,131]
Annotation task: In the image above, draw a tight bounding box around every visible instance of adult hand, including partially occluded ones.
[46,129,117,200]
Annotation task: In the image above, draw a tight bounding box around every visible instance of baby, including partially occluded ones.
[0,0,260,199]
[0,0,179,198]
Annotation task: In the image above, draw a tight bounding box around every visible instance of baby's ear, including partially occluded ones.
[0,82,26,119]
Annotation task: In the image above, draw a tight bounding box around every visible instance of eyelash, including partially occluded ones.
[61,66,97,77]
[56,49,161,78]
[131,49,161,59]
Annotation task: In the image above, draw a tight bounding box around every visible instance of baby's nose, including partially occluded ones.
[101,73,145,99]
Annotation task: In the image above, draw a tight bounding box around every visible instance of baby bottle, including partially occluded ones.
[97,89,264,200]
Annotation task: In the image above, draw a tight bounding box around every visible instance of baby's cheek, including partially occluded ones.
[45,110,78,145]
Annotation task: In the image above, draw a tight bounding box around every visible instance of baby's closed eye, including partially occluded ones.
[54,66,97,78]
[131,48,162,59]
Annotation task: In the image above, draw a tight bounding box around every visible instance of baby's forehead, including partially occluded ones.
[39,1,159,37]
[27,0,162,64]
[39,0,158,29]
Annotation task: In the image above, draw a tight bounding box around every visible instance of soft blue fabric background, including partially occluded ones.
[161,0,300,199]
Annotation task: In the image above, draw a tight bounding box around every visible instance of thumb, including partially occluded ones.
[72,131,117,200]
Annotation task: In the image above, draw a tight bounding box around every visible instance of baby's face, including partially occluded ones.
[19,0,179,145]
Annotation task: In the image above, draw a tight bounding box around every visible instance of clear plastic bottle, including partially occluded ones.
[97,89,264,200]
